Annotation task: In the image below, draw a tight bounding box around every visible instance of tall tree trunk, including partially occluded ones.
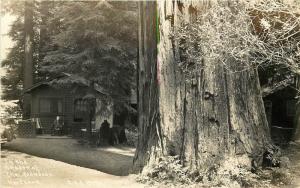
[133,0,271,174]
[39,0,54,61]
[23,0,34,119]
[133,1,159,171]
[39,0,50,62]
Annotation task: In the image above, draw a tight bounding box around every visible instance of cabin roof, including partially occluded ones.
[24,73,108,96]
[262,76,296,97]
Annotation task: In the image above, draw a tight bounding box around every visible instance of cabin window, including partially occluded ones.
[39,98,63,114]
[40,99,51,113]
[287,100,296,117]
[57,100,63,113]
[74,99,88,122]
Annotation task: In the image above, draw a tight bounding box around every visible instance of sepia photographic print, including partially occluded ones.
[1,0,300,187]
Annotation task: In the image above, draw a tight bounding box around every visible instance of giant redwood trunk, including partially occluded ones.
[133,1,160,171]
[133,0,271,173]
[23,0,34,119]
[39,1,53,62]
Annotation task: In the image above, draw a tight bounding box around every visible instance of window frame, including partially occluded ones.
[38,97,64,115]
[39,98,51,113]
[73,98,88,122]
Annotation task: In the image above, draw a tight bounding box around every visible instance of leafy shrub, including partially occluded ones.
[270,168,292,185]
[125,127,138,147]
[137,155,195,185]
[136,154,293,188]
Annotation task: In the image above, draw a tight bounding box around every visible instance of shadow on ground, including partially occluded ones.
[3,137,135,176]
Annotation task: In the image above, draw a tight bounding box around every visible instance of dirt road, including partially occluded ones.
[3,137,135,176]
[284,141,300,188]
[1,149,144,188]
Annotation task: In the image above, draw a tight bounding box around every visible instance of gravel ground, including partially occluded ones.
[0,149,144,188]
[2,136,136,176]
[283,141,300,188]
[4,136,299,188]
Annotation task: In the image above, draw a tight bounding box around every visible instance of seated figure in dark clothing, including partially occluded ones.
[52,116,64,136]
[99,120,110,145]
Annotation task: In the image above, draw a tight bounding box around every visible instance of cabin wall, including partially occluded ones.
[64,91,74,134]
[30,85,124,136]
[30,86,73,134]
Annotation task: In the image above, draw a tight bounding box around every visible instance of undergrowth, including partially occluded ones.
[136,155,293,188]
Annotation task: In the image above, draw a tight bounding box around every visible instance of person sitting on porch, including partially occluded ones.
[52,116,63,135]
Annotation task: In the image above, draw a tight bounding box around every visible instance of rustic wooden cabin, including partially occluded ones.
[24,73,137,137]
[24,74,112,135]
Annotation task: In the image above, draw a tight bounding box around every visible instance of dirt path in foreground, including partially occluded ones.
[3,137,134,176]
[284,141,300,188]
[1,149,145,188]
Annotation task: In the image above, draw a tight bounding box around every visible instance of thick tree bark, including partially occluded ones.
[133,1,160,172]
[23,0,34,119]
[39,1,53,61]
[133,0,271,174]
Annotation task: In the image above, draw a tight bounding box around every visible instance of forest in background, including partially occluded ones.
[1,0,138,120]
